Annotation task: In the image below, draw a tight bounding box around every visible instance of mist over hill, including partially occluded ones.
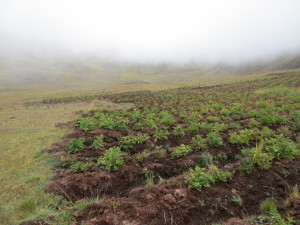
[1,52,300,90]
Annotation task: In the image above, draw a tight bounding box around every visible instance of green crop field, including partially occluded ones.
[0,69,299,225]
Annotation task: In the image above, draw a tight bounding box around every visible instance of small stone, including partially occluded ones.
[174,188,187,198]
[163,194,176,204]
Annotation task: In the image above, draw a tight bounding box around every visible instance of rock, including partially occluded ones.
[174,188,187,198]
[163,194,176,204]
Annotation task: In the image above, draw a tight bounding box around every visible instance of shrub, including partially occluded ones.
[229,129,253,145]
[265,134,297,159]
[97,147,125,171]
[256,101,268,108]
[207,132,223,147]
[201,122,214,132]
[71,161,90,173]
[184,166,215,189]
[199,152,214,167]
[98,114,129,130]
[248,118,260,128]
[160,113,176,125]
[214,123,227,133]
[120,133,150,150]
[67,138,85,154]
[151,146,167,159]
[185,165,232,190]
[191,135,208,151]
[171,144,192,159]
[260,113,278,126]
[238,159,255,174]
[92,136,104,150]
[221,108,230,117]
[212,103,224,110]
[239,146,273,174]
[207,116,220,123]
[173,126,185,137]
[187,122,199,134]
[207,165,233,182]
[228,122,241,130]
[119,136,135,150]
[152,128,169,142]
[133,151,150,162]
[277,126,292,138]
[75,117,94,132]
[260,127,275,139]
[133,122,143,131]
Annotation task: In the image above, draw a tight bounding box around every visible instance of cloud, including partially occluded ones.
[0,0,300,63]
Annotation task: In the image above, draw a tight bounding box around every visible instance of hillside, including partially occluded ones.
[1,53,300,90]
[21,71,300,225]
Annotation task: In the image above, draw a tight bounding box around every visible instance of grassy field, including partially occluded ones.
[0,69,298,224]
[0,101,98,224]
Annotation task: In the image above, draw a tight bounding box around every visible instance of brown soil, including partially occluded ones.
[62,159,300,225]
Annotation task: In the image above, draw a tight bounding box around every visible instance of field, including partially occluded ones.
[1,70,300,225]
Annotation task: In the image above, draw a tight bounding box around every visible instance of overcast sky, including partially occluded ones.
[0,0,300,63]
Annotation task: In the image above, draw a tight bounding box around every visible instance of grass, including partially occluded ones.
[255,87,300,96]
[0,100,121,224]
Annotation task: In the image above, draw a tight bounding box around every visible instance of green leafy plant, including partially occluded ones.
[228,122,241,130]
[152,128,169,142]
[133,151,150,162]
[207,132,223,147]
[187,121,199,134]
[143,168,154,186]
[71,161,90,173]
[239,146,273,174]
[201,122,214,132]
[184,166,215,189]
[229,129,253,145]
[151,146,167,159]
[260,197,277,213]
[191,135,208,151]
[231,196,243,206]
[120,133,150,150]
[207,165,233,182]
[197,200,206,206]
[160,113,176,125]
[207,116,220,123]
[221,108,230,117]
[97,147,125,171]
[199,152,214,167]
[184,165,232,190]
[92,136,104,150]
[67,138,85,154]
[260,126,275,139]
[75,117,94,132]
[173,126,185,137]
[265,134,297,159]
[171,144,192,158]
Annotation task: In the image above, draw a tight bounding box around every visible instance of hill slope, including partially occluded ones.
[1,53,300,90]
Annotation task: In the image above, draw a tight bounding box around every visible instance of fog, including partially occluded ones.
[1,0,300,64]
